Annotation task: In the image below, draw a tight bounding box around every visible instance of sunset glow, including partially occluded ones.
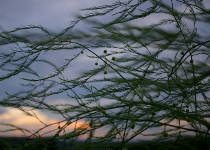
[0,108,91,137]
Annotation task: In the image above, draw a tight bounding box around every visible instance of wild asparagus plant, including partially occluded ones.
[0,0,210,147]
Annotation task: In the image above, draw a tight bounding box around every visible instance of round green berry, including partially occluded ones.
[89,120,94,128]
[112,57,116,61]
[181,51,185,55]
[95,62,98,66]
[131,121,135,129]
[104,71,107,74]
[81,50,84,54]
[163,131,168,137]
[101,109,106,114]
[104,50,107,53]
[190,59,193,64]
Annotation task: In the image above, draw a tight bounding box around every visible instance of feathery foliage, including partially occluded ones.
[0,0,210,148]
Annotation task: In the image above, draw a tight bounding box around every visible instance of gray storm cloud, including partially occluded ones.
[0,0,107,30]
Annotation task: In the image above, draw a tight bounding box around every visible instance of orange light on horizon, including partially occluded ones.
[0,108,92,137]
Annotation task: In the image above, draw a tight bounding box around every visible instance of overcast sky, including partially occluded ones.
[0,0,124,138]
[0,0,96,97]
[0,0,105,136]
[0,0,210,137]
[0,0,105,30]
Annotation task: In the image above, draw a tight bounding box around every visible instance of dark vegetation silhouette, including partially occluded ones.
[0,0,210,149]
